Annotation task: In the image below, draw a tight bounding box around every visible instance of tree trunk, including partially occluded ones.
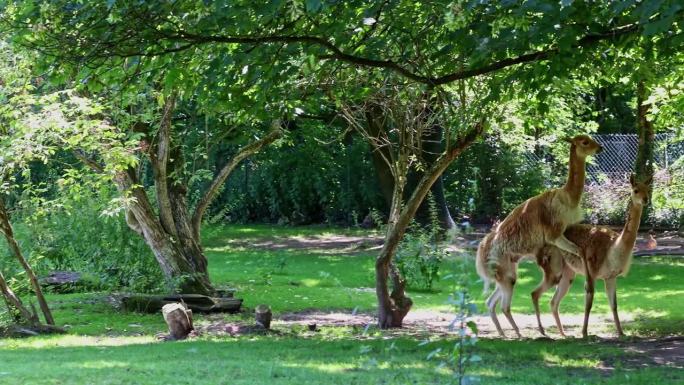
[375,123,484,328]
[0,268,37,325]
[115,170,215,295]
[74,104,281,296]
[162,303,194,340]
[255,304,272,329]
[635,80,655,221]
[0,198,54,325]
[191,125,282,241]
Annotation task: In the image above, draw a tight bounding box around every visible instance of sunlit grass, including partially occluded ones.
[0,225,681,384]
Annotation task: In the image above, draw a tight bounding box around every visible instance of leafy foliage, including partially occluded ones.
[395,198,447,291]
[11,187,164,293]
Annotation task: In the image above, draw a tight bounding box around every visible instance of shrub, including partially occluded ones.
[5,186,165,293]
[395,198,446,291]
[584,167,684,228]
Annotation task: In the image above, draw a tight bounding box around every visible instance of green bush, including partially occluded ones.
[5,186,165,293]
[395,200,446,291]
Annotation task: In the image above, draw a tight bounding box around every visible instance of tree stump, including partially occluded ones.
[162,303,194,340]
[255,304,272,329]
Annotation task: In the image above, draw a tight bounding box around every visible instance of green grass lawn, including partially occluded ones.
[0,225,682,385]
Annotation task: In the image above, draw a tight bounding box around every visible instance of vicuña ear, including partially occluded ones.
[629,173,636,186]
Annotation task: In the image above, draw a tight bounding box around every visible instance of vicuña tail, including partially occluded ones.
[476,233,494,296]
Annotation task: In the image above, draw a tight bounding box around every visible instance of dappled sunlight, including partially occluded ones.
[515,276,534,285]
[642,290,684,299]
[71,360,131,370]
[279,359,431,374]
[300,278,322,287]
[0,335,156,349]
[628,309,669,318]
[542,351,601,368]
[279,361,356,374]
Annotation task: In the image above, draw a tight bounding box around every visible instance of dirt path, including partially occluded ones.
[276,309,638,339]
[227,234,385,254]
[277,310,682,369]
[214,229,683,369]
[223,228,684,257]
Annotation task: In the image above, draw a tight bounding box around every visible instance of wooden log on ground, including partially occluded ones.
[255,304,272,329]
[40,271,82,292]
[162,303,194,340]
[2,324,66,338]
[121,294,242,313]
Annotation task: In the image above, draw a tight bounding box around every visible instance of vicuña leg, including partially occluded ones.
[500,278,521,338]
[582,274,595,338]
[531,274,555,336]
[532,253,563,336]
[604,278,624,337]
[486,287,505,337]
[550,266,575,337]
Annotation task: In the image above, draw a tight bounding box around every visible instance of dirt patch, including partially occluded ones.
[609,336,684,369]
[277,309,683,369]
[226,234,385,254]
[218,228,684,257]
[275,309,640,339]
[194,309,682,368]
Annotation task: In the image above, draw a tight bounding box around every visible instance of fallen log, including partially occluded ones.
[1,324,66,338]
[122,294,242,314]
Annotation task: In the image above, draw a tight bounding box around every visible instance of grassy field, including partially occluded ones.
[0,224,682,384]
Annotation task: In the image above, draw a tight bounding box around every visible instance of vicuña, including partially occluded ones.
[532,174,651,338]
[476,134,602,338]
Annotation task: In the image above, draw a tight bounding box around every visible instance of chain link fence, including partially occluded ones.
[588,134,684,183]
[524,133,684,184]
[523,133,683,227]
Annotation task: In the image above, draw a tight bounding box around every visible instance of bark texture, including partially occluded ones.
[162,303,194,340]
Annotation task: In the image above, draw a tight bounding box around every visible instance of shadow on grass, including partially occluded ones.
[0,335,681,385]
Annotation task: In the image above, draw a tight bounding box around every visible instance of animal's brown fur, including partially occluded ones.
[476,134,602,338]
[532,176,651,337]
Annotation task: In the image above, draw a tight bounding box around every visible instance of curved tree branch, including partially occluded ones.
[156,20,647,86]
[191,124,282,241]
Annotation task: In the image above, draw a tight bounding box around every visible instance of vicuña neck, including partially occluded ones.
[563,144,586,204]
[618,201,644,250]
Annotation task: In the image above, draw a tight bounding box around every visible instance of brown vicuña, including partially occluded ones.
[532,175,651,338]
[476,134,602,338]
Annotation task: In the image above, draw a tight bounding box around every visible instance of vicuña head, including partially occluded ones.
[629,173,651,206]
[565,134,603,158]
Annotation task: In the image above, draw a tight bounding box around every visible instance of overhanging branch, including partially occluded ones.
[164,20,647,85]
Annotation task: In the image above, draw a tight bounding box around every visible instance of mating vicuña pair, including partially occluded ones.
[476,135,602,338]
